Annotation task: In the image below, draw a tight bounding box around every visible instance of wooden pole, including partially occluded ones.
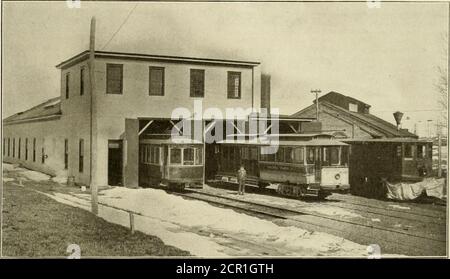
[89,17,98,215]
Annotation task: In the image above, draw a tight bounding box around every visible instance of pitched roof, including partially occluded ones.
[292,101,418,138]
[318,91,371,108]
[56,50,260,70]
[3,97,62,125]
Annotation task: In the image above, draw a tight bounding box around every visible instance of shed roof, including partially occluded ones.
[3,97,61,125]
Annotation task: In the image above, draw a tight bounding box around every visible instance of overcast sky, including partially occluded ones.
[2,1,448,136]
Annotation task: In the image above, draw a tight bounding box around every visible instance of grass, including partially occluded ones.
[2,178,190,257]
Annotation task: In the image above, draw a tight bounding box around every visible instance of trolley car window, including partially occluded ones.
[330,147,340,165]
[183,148,195,165]
[276,147,285,162]
[170,148,182,164]
[306,147,315,164]
[285,147,293,163]
[195,148,203,165]
[404,144,413,158]
[417,145,425,158]
[341,146,349,166]
[293,148,304,163]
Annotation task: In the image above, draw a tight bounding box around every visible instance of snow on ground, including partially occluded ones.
[3,163,17,171]
[52,175,67,184]
[388,205,411,210]
[55,187,372,257]
[3,177,15,182]
[19,170,51,181]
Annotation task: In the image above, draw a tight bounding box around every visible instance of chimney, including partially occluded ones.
[393,111,404,130]
[261,74,271,113]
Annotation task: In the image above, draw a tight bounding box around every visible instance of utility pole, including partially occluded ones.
[311,89,322,121]
[89,17,98,215]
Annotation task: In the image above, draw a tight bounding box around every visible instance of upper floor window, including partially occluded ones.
[190,69,205,98]
[106,64,123,94]
[79,139,84,172]
[149,67,164,96]
[349,103,358,112]
[80,67,85,96]
[65,73,70,99]
[227,71,241,99]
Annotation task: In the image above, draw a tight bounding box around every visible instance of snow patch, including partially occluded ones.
[2,177,15,182]
[388,205,410,210]
[52,175,68,184]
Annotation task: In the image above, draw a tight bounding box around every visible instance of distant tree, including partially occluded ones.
[435,34,448,135]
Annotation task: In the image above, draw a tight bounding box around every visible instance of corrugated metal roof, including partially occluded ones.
[3,97,61,125]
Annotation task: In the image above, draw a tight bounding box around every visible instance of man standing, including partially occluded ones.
[237,165,247,195]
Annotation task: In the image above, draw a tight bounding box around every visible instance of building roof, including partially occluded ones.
[317,91,371,109]
[343,138,432,143]
[3,97,62,125]
[292,101,418,139]
[56,50,261,70]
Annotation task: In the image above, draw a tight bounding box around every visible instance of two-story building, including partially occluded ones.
[3,50,263,188]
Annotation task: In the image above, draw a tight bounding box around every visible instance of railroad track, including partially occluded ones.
[208,181,445,223]
[176,189,446,256]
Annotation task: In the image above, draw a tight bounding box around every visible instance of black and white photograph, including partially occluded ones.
[0,0,448,261]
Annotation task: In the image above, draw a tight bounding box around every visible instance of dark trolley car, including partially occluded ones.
[139,138,204,189]
[343,138,433,198]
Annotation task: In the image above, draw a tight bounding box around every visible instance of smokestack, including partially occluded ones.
[261,74,271,113]
[393,111,404,130]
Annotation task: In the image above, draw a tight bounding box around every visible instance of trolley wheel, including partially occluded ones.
[317,191,331,200]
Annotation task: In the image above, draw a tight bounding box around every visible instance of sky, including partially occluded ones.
[1,1,448,137]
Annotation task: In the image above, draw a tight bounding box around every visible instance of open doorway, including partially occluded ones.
[108,140,123,186]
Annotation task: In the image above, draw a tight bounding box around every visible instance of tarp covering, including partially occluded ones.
[386,178,447,201]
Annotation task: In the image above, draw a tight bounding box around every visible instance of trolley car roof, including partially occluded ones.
[140,138,203,145]
[217,139,348,146]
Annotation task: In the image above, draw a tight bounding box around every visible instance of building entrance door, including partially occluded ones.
[108,140,123,186]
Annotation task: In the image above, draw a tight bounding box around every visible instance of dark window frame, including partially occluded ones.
[12,138,15,158]
[25,138,28,160]
[33,138,36,162]
[79,139,84,172]
[80,66,85,96]
[3,138,5,156]
[65,72,70,99]
[7,138,10,157]
[106,63,123,95]
[190,69,205,98]
[149,66,165,96]
[64,139,69,170]
[227,71,241,99]
[18,138,21,159]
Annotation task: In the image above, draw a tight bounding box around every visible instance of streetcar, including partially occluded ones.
[139,138,204,190]
[214,134,350,199]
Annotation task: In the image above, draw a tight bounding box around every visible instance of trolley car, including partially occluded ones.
[215,135,350,198]
[139,138,204,190]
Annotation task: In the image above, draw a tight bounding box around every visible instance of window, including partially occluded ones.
[106,64,123,94]
[149,67,164,96]
[276,147,285,162]
[143,146,161,164]
[195,148,203,165]
[41,142,45,164]
[349,103,358,112]
[7,138,10,157]
[80,67,85,96]
[285,147,293,163]
[2,138,5,156]
[79,139,84,172]
[227,71,241,99]
[306,147,315,164]
[25,138,28,160]
[64,139,68,169]
[330,147,340,165]
[341,146,349,166]
[183,148,195,165]
[404,144,413,158]
[293,148,304,163]
[190,69,205,97]
[417,145,425,158]
[33,138,36,162]
[170,148,182,164]
[65,73,70,99]
[12,138,15,158]
[18,138,21,159]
